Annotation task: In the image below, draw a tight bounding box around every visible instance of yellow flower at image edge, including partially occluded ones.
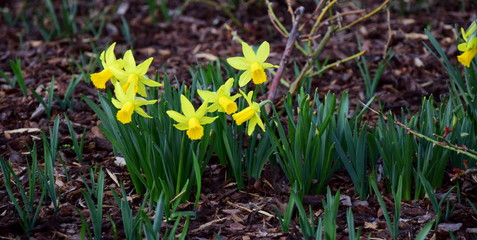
[458,48,477,67]
[111,82,157,124]
[90,42,124,89]
[232,90,265,136]
[167,95,217,140]
[457,21,477,67]
[226,41,278,87]
[197,78,241,114]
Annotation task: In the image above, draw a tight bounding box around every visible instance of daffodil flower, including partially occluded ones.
[458,21,477,67]
[111,82,157,124]
[167,95,218,140]
[197,78,241,114]
[90,42,124,89]
[110,50,162,97]
[226,41,278,87]
[232,90,265,136]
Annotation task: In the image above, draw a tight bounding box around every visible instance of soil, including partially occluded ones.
[1,0,477,239]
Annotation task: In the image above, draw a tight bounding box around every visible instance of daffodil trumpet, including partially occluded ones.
[232,90,266,136]
[90,42,124,89]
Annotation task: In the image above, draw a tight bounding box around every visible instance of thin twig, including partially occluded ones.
[267,6,304,103]
[299,0,326,32]
[383,8,392,58]
[361,101,477,162]
[289,60,312,95]
[224,24,245,44]
[321,9,366,28]
[308,50,366,78]
[309,0,338,37]
[450,168,477,181]
[337,0,390,33]
[265,0,289,37]
[311,26,333,57]
[288,27,332,95]
[286,0,295,24]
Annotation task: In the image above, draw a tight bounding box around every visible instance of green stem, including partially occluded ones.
[259,100,273,108]
[176,133,187,195]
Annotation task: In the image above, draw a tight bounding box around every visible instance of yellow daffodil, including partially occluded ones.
[110,50,162,97]
[458,21,477,67]
[197,78,241,114]
[226,41,278,87]
[232,90,265,136]
[111,82,157,124]
[90,42,124,89]
[166,95,218,140]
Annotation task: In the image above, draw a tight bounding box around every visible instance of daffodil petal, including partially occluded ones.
[200,116,218,125]
[247,118,257,136]
[223,78,234,93]
[197,89,217,102]
[136,57,153,76]
[135,99,157,106]
[180,95,196,117]
[105,42,117,64]
[99,51,107,68]
[261,62,279,69]
[256,41,270,62]
[134,106,152,118]
[458,42,467,52]
[227,57,250,70]
[462,27,468,41]
[137,83,147,98]
[246,91,254,106]
[207,103,219,113]
[114,82,127,102]
[242,42,256,61]
[125,80,136,100]
[112,58,124,69]
[123,50,136,73]
[110,67,129,82]
[238,70,252,87]
[196,101,208,117]
[231,93,241,101]
[111,98,122,109]
[167,110,188,123]
[255,113,265,131]
[141,77,162,87]
[238,89,251,105]
[174,122,189,131]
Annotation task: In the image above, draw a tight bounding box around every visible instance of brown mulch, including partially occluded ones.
[1,0,477,239]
